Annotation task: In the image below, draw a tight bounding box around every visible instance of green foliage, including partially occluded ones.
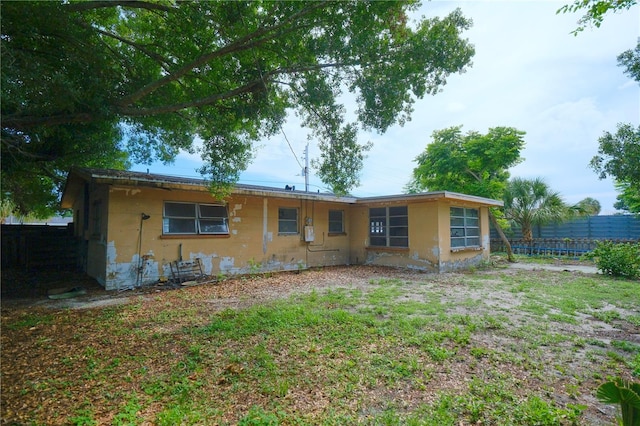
[590,124,640,214]
[407,125,526,260]
[584,241,640,278]
[5,313,53,330]
[590,123,640,184]
[112,395,142,426]
[618,41,640,83]
[69,408,97,426]
[312,124,373,195]
[557,0,638,34]
[503,177,573,242]
[2,1,475,215]
[238,406,280,426]
[596,379,640,426]
[408,125,525,199]
[573,197,602,216]
[156,404,203,426]
[614,181,640,214]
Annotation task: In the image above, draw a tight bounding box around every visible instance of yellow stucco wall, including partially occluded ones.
[350,199,492,273]
[436,201,491,272]
[351,200,441,272]
[101,185,353,290]
[73,176,498,290]
[347,204,368,265]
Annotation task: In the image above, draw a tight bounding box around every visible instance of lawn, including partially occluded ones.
[1,263,639,425]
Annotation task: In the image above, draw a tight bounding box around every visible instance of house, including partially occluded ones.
[61,168,503,291]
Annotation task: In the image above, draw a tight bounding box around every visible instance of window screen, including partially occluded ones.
[450,207,479,248]
[329,210,344,233]
[369,206,408,247]
[163,202,228,235]
[278,208,298,234]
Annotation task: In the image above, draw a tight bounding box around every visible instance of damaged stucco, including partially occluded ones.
[62,168,502,290]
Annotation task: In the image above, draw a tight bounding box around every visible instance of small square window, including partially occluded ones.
[328,210,344,233]
[278,208,298,234]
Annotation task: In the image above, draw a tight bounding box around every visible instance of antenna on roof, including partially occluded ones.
[302,143,309,192]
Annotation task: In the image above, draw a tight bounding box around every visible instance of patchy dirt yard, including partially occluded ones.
[2,264,639,425]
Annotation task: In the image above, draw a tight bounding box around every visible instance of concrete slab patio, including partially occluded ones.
[507,262,599,274]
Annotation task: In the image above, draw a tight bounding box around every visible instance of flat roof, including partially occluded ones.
[61,167,503,208]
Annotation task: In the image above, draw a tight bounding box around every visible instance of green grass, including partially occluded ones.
[5,312,54,330]
[3,267,639,425]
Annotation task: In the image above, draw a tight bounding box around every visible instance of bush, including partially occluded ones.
[584,241,640,279]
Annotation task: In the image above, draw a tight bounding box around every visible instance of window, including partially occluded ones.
[450,207,479,248]
[163,202,228,235]
[369,206,408,247]
[328,210,344,233]
[278,208,298,234]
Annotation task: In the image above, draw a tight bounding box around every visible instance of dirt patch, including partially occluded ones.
[1,265,637,425]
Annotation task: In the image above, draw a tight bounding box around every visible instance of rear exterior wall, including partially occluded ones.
[350,200,492,273]
[351,200,441,272]
[101,185,352,290]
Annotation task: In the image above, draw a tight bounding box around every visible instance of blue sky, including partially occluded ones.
[132,1,639,214]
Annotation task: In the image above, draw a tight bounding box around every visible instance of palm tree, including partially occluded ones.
[503,177,569,242]
[573,197,601,216]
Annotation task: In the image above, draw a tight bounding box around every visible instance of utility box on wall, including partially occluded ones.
[304,226,315,242]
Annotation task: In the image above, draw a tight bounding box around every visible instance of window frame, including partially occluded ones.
[163,201,229,235]
[278,207,299,235]
[368,206,409,248]
[450,207,480,249]
[328,209,345,234]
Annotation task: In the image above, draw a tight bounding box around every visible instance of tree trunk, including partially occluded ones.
[488,210,515,262]
[521,225,533,243]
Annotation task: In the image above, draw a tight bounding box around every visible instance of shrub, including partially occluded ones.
[584,241,640,279]
[596,379,640,426]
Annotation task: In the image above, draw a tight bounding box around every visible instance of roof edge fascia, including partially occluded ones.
[70,168,357,203]
[356,191,503,207]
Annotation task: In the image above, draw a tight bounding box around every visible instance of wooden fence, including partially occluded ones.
[1,224,79,270]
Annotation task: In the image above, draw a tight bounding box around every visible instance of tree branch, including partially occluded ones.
[117,1,329,107]
[2,113,95,130]
[66,1,173,13]
[117,79,267,116]
[466,168,483,183]
[1,61,349,129]
[78,21,172,71]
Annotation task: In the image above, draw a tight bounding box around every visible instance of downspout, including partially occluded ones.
[136,213,151,288]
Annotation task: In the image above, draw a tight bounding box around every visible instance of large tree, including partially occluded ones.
[590,124,640,214]
[407,125,527,261]
[503,177,574,243]
[1,1,475,216]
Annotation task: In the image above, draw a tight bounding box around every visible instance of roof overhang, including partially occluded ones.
[61,168,503,209]
[60,168,358,208]
[356,191,503,207]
